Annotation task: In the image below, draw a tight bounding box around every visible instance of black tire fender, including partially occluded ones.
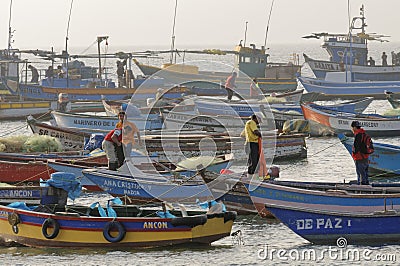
[42,218,60,239]
[103,221,126,243]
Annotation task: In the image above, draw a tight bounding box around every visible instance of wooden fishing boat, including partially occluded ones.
[27,115,91,151]
[82,163,215,204]
[0,202,236,248]
[0,101,57,120]
[133,43,300,93]
[50,110,164,133]
[243,179,400,218]
[266,204,400,245]
[163,109,304,132]
[298,76,400,96]
[143,131,307,162]
[0,185,46,204]
[338,133,400,176]
[0,174,236,248]
[47,153,233,191]
[301,102,400,136]
[302,5,400,81]
[194,96,372,118]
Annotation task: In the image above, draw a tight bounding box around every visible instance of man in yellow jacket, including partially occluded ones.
[242,114,262,176]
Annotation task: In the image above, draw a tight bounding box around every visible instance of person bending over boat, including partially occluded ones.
[102,126,123,170]
[241,114,262,177]
[351,121,370,185]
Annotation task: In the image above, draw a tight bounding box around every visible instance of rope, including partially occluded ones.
[13,164,53,186]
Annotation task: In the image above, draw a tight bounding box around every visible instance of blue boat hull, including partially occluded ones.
[82,169,214,203]
[267,204,400,245]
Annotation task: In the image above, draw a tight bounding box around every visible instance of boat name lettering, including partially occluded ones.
[338,120,349,125]
[103,180,142,190]
[0,190,34,198]
[296,218,349,230]
[359,121,379,128]
[73,119,112,127]
[123,189,140,195]
[143,221,168,229]
[313,62,339,71]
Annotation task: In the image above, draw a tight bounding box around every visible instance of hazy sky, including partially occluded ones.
[0,0,398,51]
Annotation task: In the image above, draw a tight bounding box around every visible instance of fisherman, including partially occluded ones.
[351,121,371,185]
[225,72,237,101]
[115,111,141,158]
[241,114,262,177]
[367,57,375,66]
[102,126,123,171]
[382,52,388,66]
[28,65,39,83]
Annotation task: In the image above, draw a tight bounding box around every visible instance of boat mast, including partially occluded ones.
[170,0,178,64]
[243,21,248,47]
[97,36,109,83]
[263,0,275,48]
[7,0,14,57]
[65,0,74,87]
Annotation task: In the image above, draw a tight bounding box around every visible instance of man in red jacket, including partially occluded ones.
[102,127,123,170]
[351,121,369,185]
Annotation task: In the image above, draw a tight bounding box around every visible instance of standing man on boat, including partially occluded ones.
[242,114,262,177]
[28,65,39,83]
[351,121,370,185]
[382,52,388,66]
[115,111,142,158]
[225,72,237,101]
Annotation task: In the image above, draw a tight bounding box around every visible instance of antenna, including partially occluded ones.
[243,21,248,47]
[7,0,14,56]
[170,0,178,64]
[65,0,74,86]
[264,0,275,48]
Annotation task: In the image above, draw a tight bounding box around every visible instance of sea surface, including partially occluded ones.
[1,43,400,265]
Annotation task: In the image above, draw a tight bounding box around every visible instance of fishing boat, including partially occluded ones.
[338,133,400,177]
[302,5,400,81]
[194,96,372,118]
[50,110,164,133]
[82,163,215,204]
[266,204,400,245]
[0,184,47,204]
[27,115,91,151]
[301,102,400,136]
[0,172,236,248]
[143,131,307,162]
[0,101,58,120]
[133,43,300,93]
[243,179,400,218]
[163,109,303,132]
[47,153,233,191]
[298,75,400,96]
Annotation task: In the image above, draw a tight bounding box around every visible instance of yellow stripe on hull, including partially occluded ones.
[0,216,233,247]
[0,102,51,109]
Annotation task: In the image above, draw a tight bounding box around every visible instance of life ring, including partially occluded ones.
[103,221,126,243]
[7,213,20,226]
[42,218,60,239]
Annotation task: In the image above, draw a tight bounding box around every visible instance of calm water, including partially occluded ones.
[1,45,400,265]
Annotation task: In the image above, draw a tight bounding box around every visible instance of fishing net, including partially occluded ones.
[383,108,400,117]
[0,134,62,153]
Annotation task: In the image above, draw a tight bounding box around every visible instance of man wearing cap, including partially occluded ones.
[351,120,369,185]
[116,111,141,159]
[242,114,262,177]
